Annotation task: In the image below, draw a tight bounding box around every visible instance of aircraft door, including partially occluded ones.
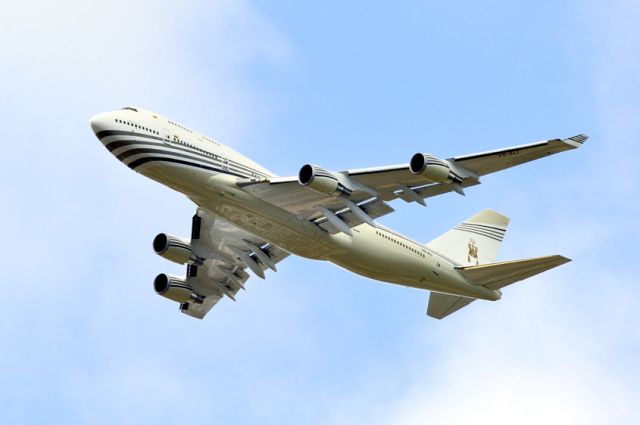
[162,128,173,145]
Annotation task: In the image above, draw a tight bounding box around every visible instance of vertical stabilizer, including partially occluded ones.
[426,209,509,266]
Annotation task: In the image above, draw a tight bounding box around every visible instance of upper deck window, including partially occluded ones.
[121,107,138,112]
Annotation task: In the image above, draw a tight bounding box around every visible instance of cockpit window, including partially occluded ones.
[121,107,138,112]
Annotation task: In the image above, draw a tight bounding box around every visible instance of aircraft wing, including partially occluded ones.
[241,134,587,234]
[450,133,588,175]
[179,208,290,319]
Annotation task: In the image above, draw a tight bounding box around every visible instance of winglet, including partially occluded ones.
[562,134,589,149]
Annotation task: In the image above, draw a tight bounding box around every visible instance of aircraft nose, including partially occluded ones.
[89,112,109,135]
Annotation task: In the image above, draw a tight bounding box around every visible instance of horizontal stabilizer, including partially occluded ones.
[455,255,570,290]
[427,292,476,319]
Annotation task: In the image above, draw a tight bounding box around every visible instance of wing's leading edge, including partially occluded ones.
[451,134,588,176]
[241,134,587,232]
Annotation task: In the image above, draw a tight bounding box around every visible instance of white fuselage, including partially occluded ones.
[90,108,498,301]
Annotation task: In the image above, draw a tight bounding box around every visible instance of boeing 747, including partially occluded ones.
[90,107,586,319]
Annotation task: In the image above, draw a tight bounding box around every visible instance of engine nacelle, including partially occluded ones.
[298,164,353,196]
[153,233,203,265]
[409,153,462,183]
[154,274,204,304]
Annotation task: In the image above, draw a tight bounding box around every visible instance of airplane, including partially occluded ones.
[90,106,587,319]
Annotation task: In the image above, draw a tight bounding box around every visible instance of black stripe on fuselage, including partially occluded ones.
[110,143,249,177]
[103,138,255,178]
[104,138,243,174]
[98,130,270,178]
[107,140,246,178]
[127,155,248,177]
[96,130,162,141]
[116,146,220,170]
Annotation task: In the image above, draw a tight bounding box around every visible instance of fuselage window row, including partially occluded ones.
[115,118,159,135]
[168,120,193,134]
[375,230,425,258]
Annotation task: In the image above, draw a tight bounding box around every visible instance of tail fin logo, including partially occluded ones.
[467,238,479,265]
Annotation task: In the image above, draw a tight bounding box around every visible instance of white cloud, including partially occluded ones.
[317,270,638,425]
[0,0,290,140]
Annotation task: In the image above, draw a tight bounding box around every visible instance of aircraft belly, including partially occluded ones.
[327,226,430,287]
[325,225,495,299]
[200,200,332,258]
[135,162,212,195]
[194,176,337,259]
[130,163,332,258]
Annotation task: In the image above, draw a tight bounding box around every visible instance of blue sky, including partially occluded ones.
[1,0,638,423]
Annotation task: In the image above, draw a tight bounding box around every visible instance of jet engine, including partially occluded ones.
[409,153,462,183]
[154,273,204,304]
[298,164,352,196]
[153,233,203,265]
